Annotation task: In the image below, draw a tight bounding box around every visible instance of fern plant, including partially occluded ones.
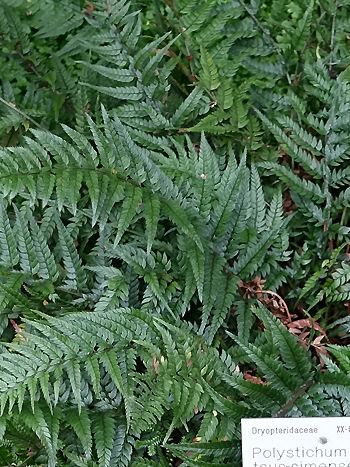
[0,0,350,465]
[0,304,349,465]
[256,63,350,323]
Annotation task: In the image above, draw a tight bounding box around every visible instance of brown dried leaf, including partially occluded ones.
[243,371,266,385]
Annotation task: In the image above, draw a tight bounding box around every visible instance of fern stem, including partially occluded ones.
[160,0,197,80]
[0,96,44,130]
[236,0,292,85]
[169,77,189,96]
[329,1,338,71]
[273,378,314,417]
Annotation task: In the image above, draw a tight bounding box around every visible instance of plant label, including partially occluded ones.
[242,417,350,467]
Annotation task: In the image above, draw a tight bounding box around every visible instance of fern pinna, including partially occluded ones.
[0,0,349,465]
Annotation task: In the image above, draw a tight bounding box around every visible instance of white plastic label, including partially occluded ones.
[241,417,350,467]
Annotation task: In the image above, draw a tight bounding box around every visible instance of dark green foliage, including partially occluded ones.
[0,0,349,465]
